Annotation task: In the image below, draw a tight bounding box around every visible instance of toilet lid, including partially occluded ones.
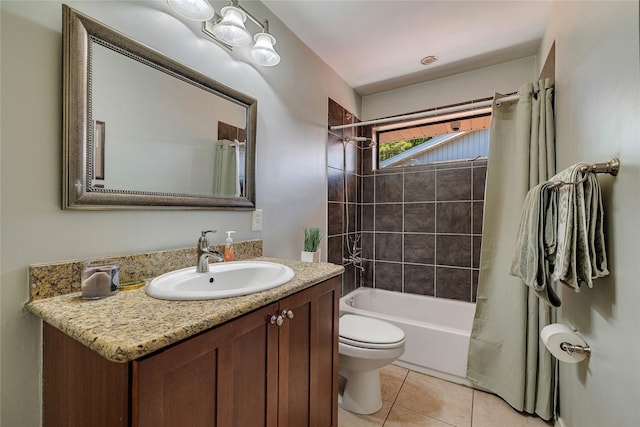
[339,314,405,349]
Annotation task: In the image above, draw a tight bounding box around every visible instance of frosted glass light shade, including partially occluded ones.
[250,33,280,66]
[166,0,215,21]
[213,6,252,46]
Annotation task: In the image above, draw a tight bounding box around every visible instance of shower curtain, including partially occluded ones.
[467,79,556,420]
[213,139,239,197]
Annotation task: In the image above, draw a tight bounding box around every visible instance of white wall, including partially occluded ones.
[362,56,536,120]
[0,1,358,425]
[539,2,640,426]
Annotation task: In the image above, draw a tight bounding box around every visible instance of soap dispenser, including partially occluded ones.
[224,231,236,261]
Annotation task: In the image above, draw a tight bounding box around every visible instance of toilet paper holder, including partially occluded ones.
[541,324,592,362]
[560,341,591,357]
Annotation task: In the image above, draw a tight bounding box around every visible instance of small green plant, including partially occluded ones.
[303,227,322,252]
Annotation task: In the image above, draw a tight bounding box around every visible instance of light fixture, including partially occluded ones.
[212,4,252,46]
[250,21,280,66]
[420,55,438,66]
[166,0,215,21]
[167,0,281,66]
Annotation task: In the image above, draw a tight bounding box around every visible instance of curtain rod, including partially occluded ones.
[330,94,520,131]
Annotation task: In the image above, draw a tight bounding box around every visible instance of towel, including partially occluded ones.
[551,164,608,290]
[511,163,608,306]
[510,181,560,307]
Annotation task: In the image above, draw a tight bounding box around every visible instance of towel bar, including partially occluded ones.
[550,157,620,189]
[580,157,620,176]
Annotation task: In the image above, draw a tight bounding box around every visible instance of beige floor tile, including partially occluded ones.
[383,405,455,427]
[394,372,473,427]
[338,400,393,427]
[380,364,409,402]
[471,390,552,427]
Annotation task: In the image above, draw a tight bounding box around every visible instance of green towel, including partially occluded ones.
[511,163,609,306]
[551,164,608,290]
[510,181,560,307]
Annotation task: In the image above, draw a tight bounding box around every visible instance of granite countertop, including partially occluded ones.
[27,257,344,363]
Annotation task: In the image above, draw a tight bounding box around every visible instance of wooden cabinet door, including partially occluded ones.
[133,303,279,427]
[43,323,130,427]
[277,277,340,427]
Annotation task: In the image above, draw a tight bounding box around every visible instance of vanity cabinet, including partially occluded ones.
[43,277,340,427]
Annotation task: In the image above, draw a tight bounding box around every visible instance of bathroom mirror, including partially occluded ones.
[62,5,256,209]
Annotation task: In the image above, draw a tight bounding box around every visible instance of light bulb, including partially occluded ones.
[166,0,215,21]
[212,6,252,46]
[250,33,280,66]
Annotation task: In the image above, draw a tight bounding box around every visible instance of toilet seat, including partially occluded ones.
[339,314,406,350]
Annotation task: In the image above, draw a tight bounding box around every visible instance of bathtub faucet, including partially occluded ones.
[343,237,365,272]
[343,255,365,272]
[197,230,224,273]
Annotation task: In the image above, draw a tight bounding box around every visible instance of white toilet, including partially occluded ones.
[338,314,406,414]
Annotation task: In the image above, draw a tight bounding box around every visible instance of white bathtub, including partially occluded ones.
[340,287,476,386]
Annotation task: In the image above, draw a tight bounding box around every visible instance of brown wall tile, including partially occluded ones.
[328,167,343,202]
[404,170,435,202]
[404,264,435,296]
[436,235,472,267]
[375,233,403,262]
[327,235,343,265]
[375,173,403,203]
[362,176,375,203]
[328,202,343,236]
[436,202,471,234]
[374,262,403,292]
[404,203,435,233]
[436,168,471,201]
[362,204,374,231]
[436,267,472,301]
[473,165,487,200]
[472,236,482,269]
[404,233,435,264]
[375,204,403,232]
[472,201,484,234]
[361,232,374,259]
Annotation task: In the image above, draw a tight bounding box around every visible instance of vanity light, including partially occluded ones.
[250,22,280,66]
[166,0,215,21]
[167,0,281,66]
[212,4,252,46]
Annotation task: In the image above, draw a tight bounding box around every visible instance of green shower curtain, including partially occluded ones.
[213,140,238,196]
[467,79,556,420]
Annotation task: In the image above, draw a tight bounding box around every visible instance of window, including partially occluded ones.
[374,101,492,169]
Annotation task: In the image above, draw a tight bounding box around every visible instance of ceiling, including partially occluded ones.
[262,0,551,96]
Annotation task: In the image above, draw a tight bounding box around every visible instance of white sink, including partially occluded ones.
[145,261,295,301]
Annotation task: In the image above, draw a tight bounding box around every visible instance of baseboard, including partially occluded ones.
[555,416,567,427]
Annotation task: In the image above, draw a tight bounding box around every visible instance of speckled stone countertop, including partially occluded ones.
[27,257,343,363]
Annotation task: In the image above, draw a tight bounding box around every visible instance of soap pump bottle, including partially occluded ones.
[224,231,236,261]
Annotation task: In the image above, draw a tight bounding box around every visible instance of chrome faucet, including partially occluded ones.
[197,230,224,273]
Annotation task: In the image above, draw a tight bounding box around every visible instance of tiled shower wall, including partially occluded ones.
[326,98,487,302]
[361,160,487,302]
[327,98,362,296]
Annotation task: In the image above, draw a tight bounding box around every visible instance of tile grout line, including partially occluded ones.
[470,388,478,427]
[381,369,410,426]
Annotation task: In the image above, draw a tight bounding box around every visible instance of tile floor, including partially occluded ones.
[338,365,552,427]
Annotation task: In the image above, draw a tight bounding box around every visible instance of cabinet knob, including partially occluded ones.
[282,309,294,319]
[270,314,284,326]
